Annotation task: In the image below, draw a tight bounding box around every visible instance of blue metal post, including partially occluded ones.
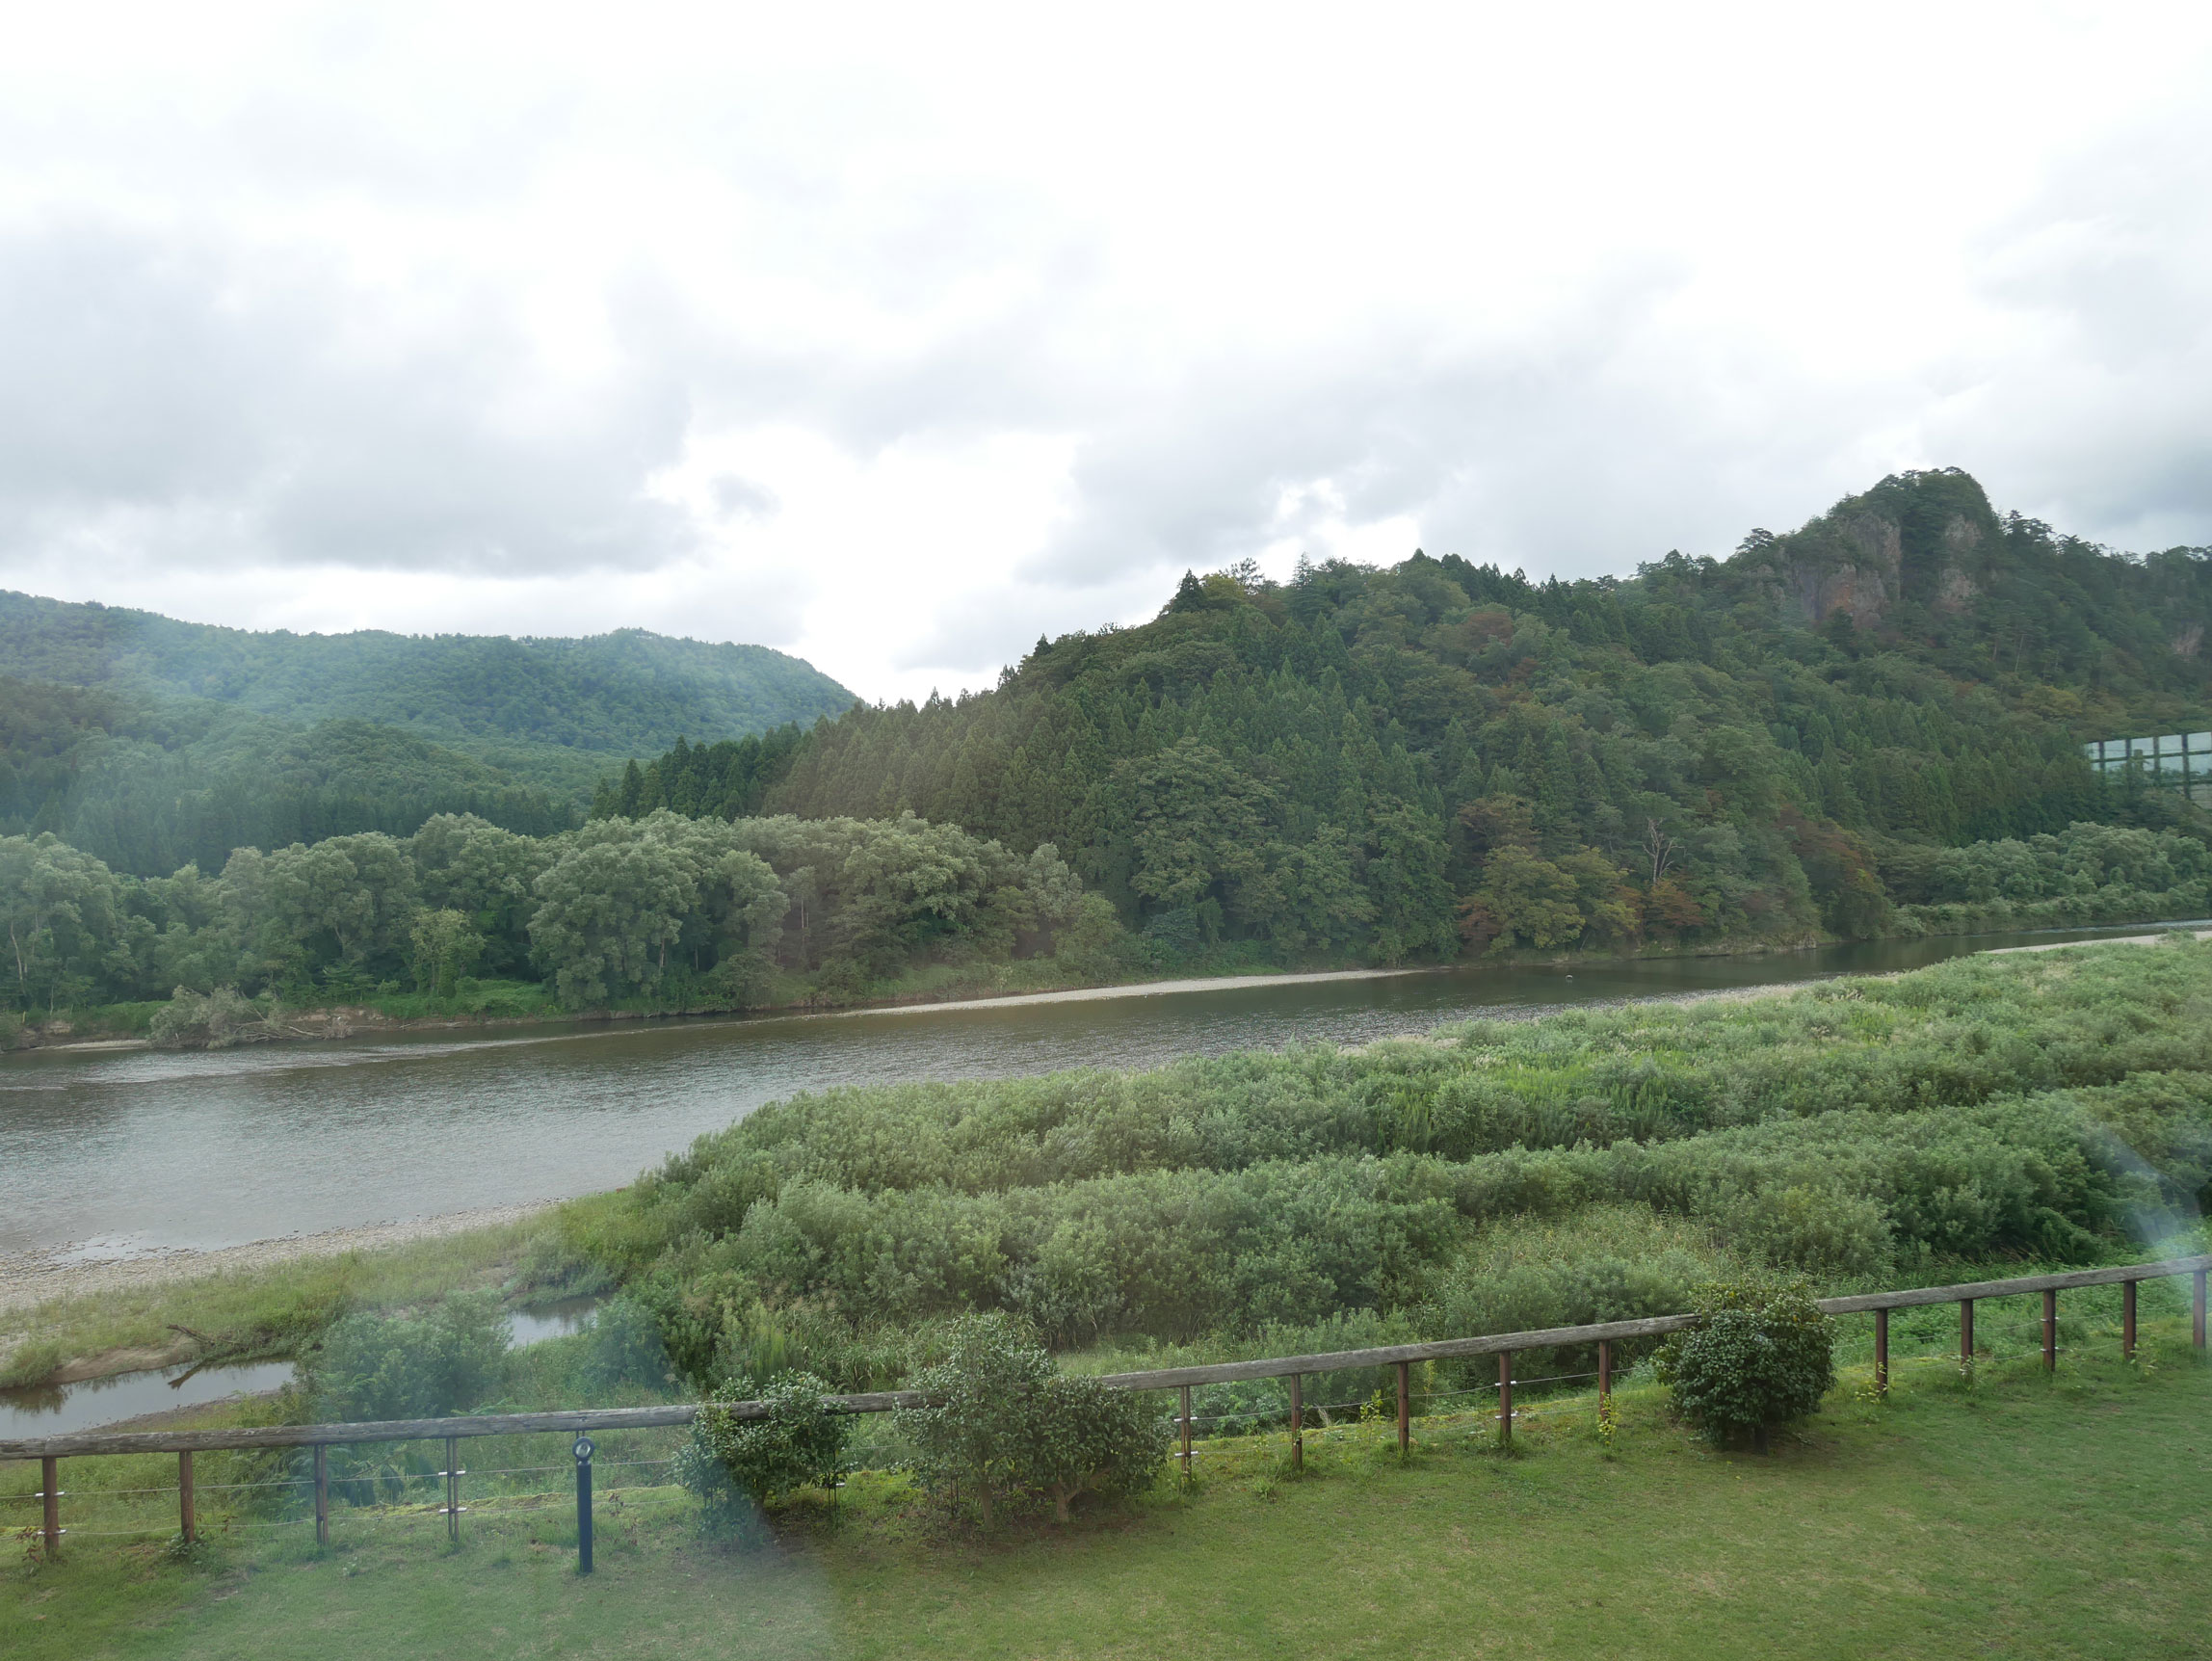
[573,1435,594,1574]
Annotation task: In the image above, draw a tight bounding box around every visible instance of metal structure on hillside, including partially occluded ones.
[2084,731,2212,805]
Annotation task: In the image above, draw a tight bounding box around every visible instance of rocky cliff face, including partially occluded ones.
[1781,512,1901,625]
[1760,469,1999,627]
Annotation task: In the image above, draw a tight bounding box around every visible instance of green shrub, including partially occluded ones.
[1419,1206,1728,1387]
[1023,1374,1172,1521]
[893,1311,1173,1526]
[1721,1184,1893,1276]
[897,1312,1050,1528]
[304,1293,511,1421]
[569,1295,673,1396]
[677,1371,851,1539]
[1655,1281,1834,1450]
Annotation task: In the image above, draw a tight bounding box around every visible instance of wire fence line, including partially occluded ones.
[6,1253,2206,1566]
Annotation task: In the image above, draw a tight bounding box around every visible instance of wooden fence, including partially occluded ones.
[7,1253,2207,1567]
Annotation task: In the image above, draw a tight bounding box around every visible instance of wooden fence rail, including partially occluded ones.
[8,1253,2208,1562]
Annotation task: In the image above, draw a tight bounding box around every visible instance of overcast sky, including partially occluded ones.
[1,2,2207,704]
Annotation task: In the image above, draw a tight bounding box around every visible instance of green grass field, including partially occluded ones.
[10,1327,2208,1661]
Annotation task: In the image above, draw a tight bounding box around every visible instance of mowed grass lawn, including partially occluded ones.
[10,1336,2210,1661]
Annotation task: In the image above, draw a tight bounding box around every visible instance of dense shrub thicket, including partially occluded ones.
[576,943,2212,1395]
[304,1294,514,1423]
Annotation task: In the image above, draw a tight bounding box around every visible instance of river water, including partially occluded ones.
[0,924,2190,1264]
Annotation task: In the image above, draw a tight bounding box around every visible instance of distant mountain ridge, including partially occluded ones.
[0,593,857,873]
[0,592,857,765]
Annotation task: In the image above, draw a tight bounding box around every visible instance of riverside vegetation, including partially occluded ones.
[6,468,2212,1042]
[0,808,1113,1046]
[20,940,2199,1420]
[533,937,2212,1425]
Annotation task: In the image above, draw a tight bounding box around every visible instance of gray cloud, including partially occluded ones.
[1,14,2208,709]
[1016,265,1915,597]
[1937,108,2212,551]
[0,220,697,576]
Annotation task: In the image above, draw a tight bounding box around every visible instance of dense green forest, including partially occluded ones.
[0,807,1109,1034]
[6,806,2202,1034]
[0,597,857,874]
[8,466,2212,1031]
[546,941,2212,1406]
[672,468,2203,963]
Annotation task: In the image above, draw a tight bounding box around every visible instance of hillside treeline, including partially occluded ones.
[589,725,808,824]
[612,468,2206,966]
[0,810,1099,1026]
[8,808,2201,1030]
[562,942,2212,1401]
[0,675,575,876]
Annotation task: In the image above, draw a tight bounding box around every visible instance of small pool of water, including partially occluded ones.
[1,1299,604,1440]
[508,1299,601,1346]
[0,1360,296,1439]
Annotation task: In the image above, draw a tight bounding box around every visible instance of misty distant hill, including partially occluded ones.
[0,594,856,872]
[0,593,856,776]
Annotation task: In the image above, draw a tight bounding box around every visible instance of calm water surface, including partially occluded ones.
[0,925,2186,1263]
[0,1304,598,1436]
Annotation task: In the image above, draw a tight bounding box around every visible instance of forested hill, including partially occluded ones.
[646,467,2209,960]
[0,597,856,876]
[0,594,856,783]
[0,675,574,877]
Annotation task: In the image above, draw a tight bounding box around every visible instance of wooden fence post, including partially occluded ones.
[1288,1374,1303,1471]
[2196,1270,2207,1350]
[1497,1353,1513,1448]
[1598,1339,1611,1403]
[1874,1307,1888,1393]
[178,1451,195,1544]
[2042,1289,2058,1372]
[40,1456,59,1556]
[2123,1280,2137,1359]
[313,1445,329,1548]
[1179,1385,1193,1481]
[1960,1299,1974,1370]
[1396,1360,1410,1456]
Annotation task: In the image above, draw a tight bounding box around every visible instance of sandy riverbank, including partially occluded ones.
[1987,927,2212,954]
[820,963,1442,1017]
[0,1200,559,1322]
[15,965,1449,1054]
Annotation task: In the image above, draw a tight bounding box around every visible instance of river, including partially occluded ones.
[0,924,2191,1265]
